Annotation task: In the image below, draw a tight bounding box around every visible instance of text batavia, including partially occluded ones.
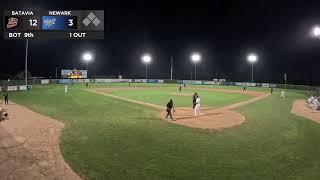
[11,11,72,16]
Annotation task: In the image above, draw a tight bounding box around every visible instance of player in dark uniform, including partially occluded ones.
[166,99,175,120]
[192,93,198,109]
[86,83,88,88]
[179,85,182,92]
[243,86,246,91]
[3,93,8,105]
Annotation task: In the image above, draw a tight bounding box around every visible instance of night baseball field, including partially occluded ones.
[2,83,320,180]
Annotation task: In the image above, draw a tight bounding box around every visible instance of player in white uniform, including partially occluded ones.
[307,96,315,107]
[65,85,68,94]
[312,98,320,112]
[280,90,285,98]
[194,96,201,116]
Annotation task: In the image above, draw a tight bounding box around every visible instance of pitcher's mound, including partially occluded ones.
[160,107,245,130]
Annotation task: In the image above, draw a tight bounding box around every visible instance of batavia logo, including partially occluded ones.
[6,17,18,29]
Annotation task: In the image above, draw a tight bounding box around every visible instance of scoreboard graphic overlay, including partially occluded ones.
[3,10,104,39]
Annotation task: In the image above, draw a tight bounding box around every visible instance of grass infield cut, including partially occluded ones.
[9,83,320,180]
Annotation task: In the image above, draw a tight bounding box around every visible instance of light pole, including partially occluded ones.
[170,56,173,80]
[141,54,152,80]
[25,39,29,85]
[191,53,201,80]
[247,53,258,82]
[82,52,93,78]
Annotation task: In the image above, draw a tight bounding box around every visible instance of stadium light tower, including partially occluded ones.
[82,52,93,71]
[191,53,201,80]
[247,53,258,82]
[141,54,152,80]
[312,26,320,37]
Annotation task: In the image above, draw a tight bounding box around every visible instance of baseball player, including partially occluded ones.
[307,95,314,104]
[65,85,68,94]
[179,85,182,92]
[3,93,8,105]
[313,98,320,112]
[166,99,175,120]
[280,90,285,98]
[192,93,198,109]
[194,96,201,116]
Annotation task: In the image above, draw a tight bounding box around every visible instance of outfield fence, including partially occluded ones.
[0,78,318,92]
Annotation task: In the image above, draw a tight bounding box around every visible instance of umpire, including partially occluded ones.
[166,99,175,120]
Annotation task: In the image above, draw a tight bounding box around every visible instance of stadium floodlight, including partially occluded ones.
[141,54,152,80]
[82,52,93,72]
[191,53,201,63]
[83,52,93,62]
[247,53,258,82]
[312,26,320,37]
[190,53,201,80]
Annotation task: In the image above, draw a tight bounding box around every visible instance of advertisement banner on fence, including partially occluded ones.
[59,79,72,84]
[203,81,215,85]
[183,80,194,84]
[183,80,202,84]
[76,79,90,83]
[41,79,49,84]
[133,79,147,83]
[261,83,270,88]
[0,87,2,91]
[235,82,256,87]
[158,80,164,83]
[19,85,27,91]
[6,86,18,91]
[95,79,109,83]
[270,84,277,88]
[219,79,226,82]
[147,79,158,83]
[118,79,132,83]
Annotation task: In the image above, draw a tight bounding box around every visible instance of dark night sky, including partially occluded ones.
[1,0,320,85]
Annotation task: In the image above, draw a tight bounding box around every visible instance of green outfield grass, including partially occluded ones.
[109,87,252,107]
[8,83,320,180]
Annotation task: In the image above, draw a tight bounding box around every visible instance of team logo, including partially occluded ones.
[6,17,19,29]
[44,18,56,27]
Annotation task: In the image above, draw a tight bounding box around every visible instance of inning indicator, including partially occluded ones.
[3,10,104,39]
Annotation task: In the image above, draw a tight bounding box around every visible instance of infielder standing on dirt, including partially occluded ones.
[194,96,201,116]
[166,99,175,120]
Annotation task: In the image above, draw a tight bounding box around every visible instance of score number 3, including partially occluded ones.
[68,19,74,27]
